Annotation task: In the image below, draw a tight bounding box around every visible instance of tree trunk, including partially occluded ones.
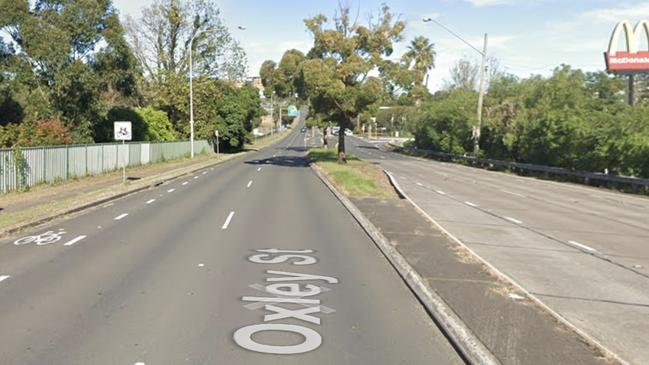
[323,128,328,148]
[337,127,346,163]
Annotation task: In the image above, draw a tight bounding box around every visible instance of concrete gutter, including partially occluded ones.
[310,163,501,365]
[382,169,628,365]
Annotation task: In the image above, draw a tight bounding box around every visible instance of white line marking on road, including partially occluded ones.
[504,216,523,224]
[114,213,129,221]
[568,241,597,252]
[102,203,114,208]
[203,171,207,175]
[222,211,235,230]
[182,181,188,185]
[436,190,447,195]
[194,176,199,180]
[146,199,156,204]
[134,362,145,365]
[247,180,253,188]
[0,275,10,284]
[198,263,205,268]
[465,201,478,207]
[63,235,87,246]
[273,154,277,157]
[167,188,175,193]
[257,167,262,172]
[501,189,526,198]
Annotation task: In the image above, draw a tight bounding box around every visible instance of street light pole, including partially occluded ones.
[475,33,488,155]
[189,35,195,158]
[423,17,488,155]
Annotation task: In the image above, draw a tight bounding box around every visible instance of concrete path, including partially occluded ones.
[348,136,649,365]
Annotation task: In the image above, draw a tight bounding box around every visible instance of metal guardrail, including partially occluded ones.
[401,148,649,190]
[0,140,212,193]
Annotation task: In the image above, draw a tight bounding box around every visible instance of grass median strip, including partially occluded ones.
[307,148,397,200]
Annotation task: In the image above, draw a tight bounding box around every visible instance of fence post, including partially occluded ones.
[66,145,70,180]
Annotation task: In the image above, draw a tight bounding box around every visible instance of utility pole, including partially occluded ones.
[628,74,636,106]
[189,31,195,158]
[474,33,488,155]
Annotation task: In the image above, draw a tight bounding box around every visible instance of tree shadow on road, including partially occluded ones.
[244,155,310,168]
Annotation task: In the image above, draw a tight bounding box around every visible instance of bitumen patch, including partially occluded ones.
[352,197,614,365]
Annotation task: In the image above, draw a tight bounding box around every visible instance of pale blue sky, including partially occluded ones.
[114,0,649,90]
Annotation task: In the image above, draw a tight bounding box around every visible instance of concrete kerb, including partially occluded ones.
[310,163,501,365]
[383,169,627,365]
[0,153,246,239]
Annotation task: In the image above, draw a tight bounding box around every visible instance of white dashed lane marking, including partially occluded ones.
[194,176,199,179]
[63,235,87,247]
[114,213,129,221]
[247,180,253,188]
[182,181,189,185]
[146,199,156,204]
[0,275,10,284]
[257,167,262,172]
[416,182,424,187]
[569,241,597,252]
[167,188,175,193]
[203,171,207,175]
[504,216,523,225]
[222,211,235,230]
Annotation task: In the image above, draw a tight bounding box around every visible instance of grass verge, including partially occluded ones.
[308,148,397,199]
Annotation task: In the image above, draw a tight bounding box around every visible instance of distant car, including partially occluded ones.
[344,129,353,136]
[301,127,307,133]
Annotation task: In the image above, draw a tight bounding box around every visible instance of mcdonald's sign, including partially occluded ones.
[605,20,649,73]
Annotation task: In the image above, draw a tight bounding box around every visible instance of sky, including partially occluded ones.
[114,0,649,91]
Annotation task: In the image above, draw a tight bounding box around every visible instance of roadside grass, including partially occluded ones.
[308,148,397,199]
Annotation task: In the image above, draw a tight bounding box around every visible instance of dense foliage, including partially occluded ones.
[408,66,649,178]
[0,0,260,151]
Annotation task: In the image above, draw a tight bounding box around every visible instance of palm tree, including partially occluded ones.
[403,36,436,88]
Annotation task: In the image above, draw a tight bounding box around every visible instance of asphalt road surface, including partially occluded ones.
[347,136,649,365]
[0,127,464,365]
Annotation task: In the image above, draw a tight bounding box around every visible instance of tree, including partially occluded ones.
[0,0,140,143]
[301,4,405,162]
[259,60,277,98]
[124,0,247,82]
[446,57,478,90]
[403,36,436,88]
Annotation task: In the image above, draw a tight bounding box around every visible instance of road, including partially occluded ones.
[347,136,649,365]
[0,127,464,364]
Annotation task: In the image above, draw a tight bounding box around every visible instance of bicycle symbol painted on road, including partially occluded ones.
[14,230,66,246]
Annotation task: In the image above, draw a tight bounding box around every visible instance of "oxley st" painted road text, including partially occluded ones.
[234,249,339,355]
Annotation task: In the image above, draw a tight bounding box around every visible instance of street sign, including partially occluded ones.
[114,121,132,141]
[215,130,220,138]
[287,105,299,117]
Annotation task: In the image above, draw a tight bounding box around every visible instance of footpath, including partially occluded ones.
[310,147,616,365]
[0,131,290,238]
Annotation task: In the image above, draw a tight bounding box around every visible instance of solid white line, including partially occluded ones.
[465,201,478,207]
[182,181,189,185]
[247,180,253,188]
[257,167,262,172]
[222,211,235,230]
[569,241,597,252]
[63,235,87,246]
[167,188,175,193]
[0,275,9,283]
[436,190,447,195]
[504,216,523,225]
[146,199,156,204]
[501,189,526,198]
[114,213,129,220]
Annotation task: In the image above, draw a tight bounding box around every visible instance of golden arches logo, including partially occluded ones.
[605,20,649,73]
[608,20,649,55]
